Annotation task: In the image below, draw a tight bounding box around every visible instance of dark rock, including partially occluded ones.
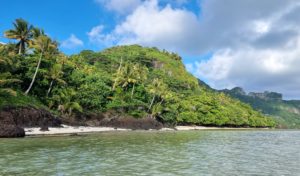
[0,125,25,138]
[62,110,163,130]
[0,106,62,128]
[99,117,163,130]
[0,106,62,137]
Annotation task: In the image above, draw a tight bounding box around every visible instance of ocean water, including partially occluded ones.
[0,130,299,176]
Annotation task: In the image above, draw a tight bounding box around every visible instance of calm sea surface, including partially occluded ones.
[0,130,299,176]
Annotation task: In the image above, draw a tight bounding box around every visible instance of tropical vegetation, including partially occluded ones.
[0,19,276,127]
[221,87,300,128]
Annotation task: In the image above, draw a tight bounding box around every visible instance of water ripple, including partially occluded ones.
[0,130,299,176]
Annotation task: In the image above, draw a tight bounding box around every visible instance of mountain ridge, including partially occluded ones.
[220,87,300,128]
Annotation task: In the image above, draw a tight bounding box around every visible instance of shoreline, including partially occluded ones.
[24,125,269,137]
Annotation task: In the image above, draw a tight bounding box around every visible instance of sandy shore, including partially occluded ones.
[25,125,131,136]
[24,125,265,136]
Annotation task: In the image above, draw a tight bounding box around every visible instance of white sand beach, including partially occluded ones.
[24,125,265,136]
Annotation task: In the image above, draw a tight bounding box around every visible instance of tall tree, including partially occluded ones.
[112,62,148,98]
[51,88,82,117]
[0,47,21,96]
[112,57,123,91]
[147,78,168,112]
[4,18,33,55]
[130,63,148,98]
[0,73,20,96]
[25,35,57,95]
[31,27,45,38]
[46,63,65,97]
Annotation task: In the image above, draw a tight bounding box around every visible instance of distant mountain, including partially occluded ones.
[220,87,300,128]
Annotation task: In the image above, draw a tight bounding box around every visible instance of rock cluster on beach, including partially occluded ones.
[0,106,165,137]
[0,106,61,138]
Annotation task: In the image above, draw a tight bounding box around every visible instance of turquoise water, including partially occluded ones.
[0,130,299,176]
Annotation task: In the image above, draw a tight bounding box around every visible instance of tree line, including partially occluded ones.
[0,18,276,127]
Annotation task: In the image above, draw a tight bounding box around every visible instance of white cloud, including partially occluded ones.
[196,40,300,99]
[95,0,142,14]
[112,0,201,54]
[87,25,115,46]
[87,25,104,42]
[252,20,271,34]
[90,0,300,98]
[61,34,83,49]
[193,0,300,99]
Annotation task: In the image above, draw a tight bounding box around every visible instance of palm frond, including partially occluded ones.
[0,88,17,96]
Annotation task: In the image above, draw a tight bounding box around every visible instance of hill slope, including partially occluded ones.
[221,87,300,128]
[1,44,275,127]
[64,45,275,127]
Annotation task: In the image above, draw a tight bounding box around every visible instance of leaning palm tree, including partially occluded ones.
[4,18,33,55]
[25,35,57,95]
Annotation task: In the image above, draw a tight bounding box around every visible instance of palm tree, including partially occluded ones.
[112,62,148,98]
[46,64,65,97]
[31,27,45,38]
[4,18,33,55]
[112,57,123,91]
[51,88,82,117]
[147,78,168,112]
[0,54,21,96]
[25,35,57,95]
[130,63,148,98]
[0,72,21,96]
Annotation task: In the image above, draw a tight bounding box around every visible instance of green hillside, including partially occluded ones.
[0,19,275,128]
[221,87,300,128]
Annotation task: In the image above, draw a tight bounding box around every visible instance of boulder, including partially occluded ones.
[0,125,25,138]
[0,106,62,128]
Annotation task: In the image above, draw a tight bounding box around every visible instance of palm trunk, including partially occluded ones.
[46,79,54,97]
[18,43,22,55]
[148,95,156,112]
[131,83,135,99]
[25,51,43,95]
[159,99,164,105]
[112,57,123,90]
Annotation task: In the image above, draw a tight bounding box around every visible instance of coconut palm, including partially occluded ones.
[51,88,82,117]
[4,18,33,55]
[130,63,148,98]
[112,57,123,91]
[46,64,66,97]
[112,62,148,98]
[31,27,45,39]
[25,35,57,95]
[147,78,168,112]
[0,54,21,96]
[0,73,21,96]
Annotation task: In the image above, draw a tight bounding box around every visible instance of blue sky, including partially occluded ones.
[0,0,200,54]
[1,0,109,53]
[1,0,300,99]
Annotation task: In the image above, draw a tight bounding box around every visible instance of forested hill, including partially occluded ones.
[221,87,300,128]
[0,19,275,128]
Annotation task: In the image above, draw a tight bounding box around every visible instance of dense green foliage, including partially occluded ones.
[0,19,276,127]
[221,87,300,128]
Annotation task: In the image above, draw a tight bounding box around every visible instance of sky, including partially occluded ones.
[1,0,300,99]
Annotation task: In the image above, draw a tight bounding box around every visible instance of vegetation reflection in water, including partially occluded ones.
[0,130,300,176]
